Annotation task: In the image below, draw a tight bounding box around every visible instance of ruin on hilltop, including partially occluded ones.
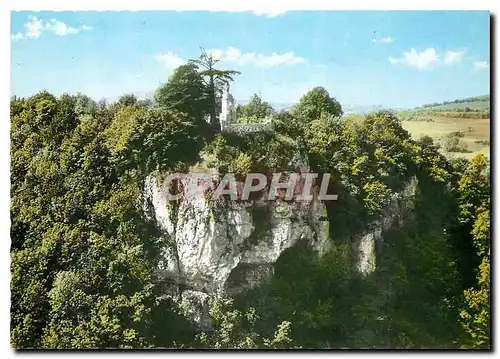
[214,84,275,134]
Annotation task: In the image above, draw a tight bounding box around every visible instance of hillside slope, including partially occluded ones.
[418,95,490,111]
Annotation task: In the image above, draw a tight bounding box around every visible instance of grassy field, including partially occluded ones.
[393,94,491,160]
[401,116,490,160]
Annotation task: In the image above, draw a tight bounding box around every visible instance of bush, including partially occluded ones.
[418,135,441,150]
[398,112,434,122]
[449,131,465,138]
[441,133,469,153]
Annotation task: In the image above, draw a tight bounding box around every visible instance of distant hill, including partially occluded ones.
[342,104,397,115]
[417,95,490,111]
[125,90,398,116]
[397,94,490,121]
[235,101,387,116]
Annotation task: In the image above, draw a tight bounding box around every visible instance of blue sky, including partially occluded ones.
[11,10,490,108]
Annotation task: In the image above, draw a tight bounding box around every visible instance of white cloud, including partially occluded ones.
[444,50,465,65]
[11,15,91,41]
[388,48,439,70]
[46,18,91,36]
[207,47,306,68]
[473,60,489,71]
[208,9,287,17]
[373,36,394,44]
[11,32,25,42]
[154,52,185,69]
[251,10,287,18]
[389,47,475,70]
[24,16,44,39]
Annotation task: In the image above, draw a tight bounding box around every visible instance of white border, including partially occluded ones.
[2,2,497,358]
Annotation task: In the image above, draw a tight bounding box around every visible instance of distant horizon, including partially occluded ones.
[10,86,490,113]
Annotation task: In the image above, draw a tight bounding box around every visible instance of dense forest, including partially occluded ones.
[10,51,490,349]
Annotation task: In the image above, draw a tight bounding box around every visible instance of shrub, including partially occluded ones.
[441,133,469,153]
[449,131,465,138]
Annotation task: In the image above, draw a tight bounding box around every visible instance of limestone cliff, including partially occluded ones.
[142,169,418,328]
[143,174,331,295]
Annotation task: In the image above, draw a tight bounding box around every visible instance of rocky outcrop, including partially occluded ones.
[142,170,418,327]
[143,174,331,296]
[355,176,418,275]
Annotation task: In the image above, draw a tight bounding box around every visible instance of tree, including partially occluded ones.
[442,133,468,153]
[11,83,491,350]
[105,105,204,175]
[74,93,98,117]
[291,87,343,122]
[154,63,209,124]
[456,155,490,348]
[460,208,490,349]
[235,93,274,121]
[10,91,203,349]
[456,154,490,225]
[195,296,295,349]
[189,48,240,130]
[116,93,138,107]
[273,110,305,140]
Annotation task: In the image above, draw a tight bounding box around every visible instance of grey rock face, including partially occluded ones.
[143,174,331,295]
[142,172,418,326]
[355,176,418,276]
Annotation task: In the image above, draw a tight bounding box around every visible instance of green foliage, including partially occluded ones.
[104,105,148,155]
[195,296,295,349]
[456,155,490,348]
[223,105,488,349]
[368,180,462,348]
[304,110,423,220]
[235,179,463,349]
[229,153,252,177]
[11,80,490,350]
[400,94,490,120]
[104,105,204,175]
[154,63,210,124]
[74,93,99,117]
[441,133,469,153]
[474,140,490,146]
[456,154,490,224]
[10,91,202,348]
[362,181,392,215]
[442,136,467,153]
[202,130,298,177]
[459,210,490,349]
[419,95,490,111]
[116,93,139,107]
[189,48,241,129]
[273,110,305,139]
[235,93,274,121]
[291,86,343,122]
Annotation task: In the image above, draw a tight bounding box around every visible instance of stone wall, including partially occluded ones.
[222,122,275,135]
